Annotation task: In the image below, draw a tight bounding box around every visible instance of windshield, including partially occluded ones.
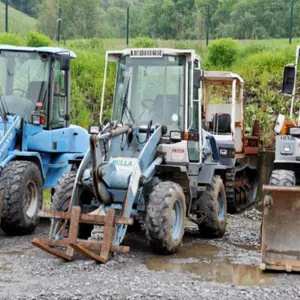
[0,51,50,121]
[112,55,186,134]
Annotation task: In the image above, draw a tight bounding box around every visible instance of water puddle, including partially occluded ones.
[233,244,260,251]
[0,250,25,256]
[0,265,12,271]
[145,243,276,286]
[0,279,19,285]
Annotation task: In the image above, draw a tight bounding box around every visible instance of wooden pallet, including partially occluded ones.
[33,206,133,263]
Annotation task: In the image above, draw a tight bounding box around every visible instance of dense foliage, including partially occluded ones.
[2,0,300,41]
[0,29,298,147]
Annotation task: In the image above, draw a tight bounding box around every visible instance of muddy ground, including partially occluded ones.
[0,207,300,300]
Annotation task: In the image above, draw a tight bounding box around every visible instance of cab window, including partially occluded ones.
[52,60,67,129]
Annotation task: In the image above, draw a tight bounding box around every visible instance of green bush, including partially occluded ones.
[0,33,25,46]
[69,49,115,127]
[207,38,238,68]
[133,37,156,48]
[26,31,52,47]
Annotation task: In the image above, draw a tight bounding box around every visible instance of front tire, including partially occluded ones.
[52,171,94,238]
[145,181,186,254]
[0,161,43,235]
[270,170,295,186]
[198,175,227,238]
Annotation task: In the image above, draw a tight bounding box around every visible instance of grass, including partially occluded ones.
[0,3,37,35]
[43,189,51,209]
[64,38,300,51]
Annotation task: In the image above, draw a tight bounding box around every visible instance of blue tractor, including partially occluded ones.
[0,45,89,235]
[33,48,228,263]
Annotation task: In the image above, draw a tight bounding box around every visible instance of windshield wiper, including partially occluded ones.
[120,77,135,124]
[0,85,8,132]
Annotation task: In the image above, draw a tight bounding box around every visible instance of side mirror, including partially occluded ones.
[282,65,295,95]
[60,54,70,71]
[274,114,285,134]
[193,69,203,89]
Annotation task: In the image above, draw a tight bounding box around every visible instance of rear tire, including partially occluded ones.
[0,161,43,235]
[270,170,295,186]
[198,175,227,238]
[145,181,186,254]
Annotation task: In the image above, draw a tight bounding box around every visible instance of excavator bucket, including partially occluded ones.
[33,206,133,263]
[261,185,300,272]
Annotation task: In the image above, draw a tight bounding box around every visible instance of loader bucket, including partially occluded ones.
[261,185,300,272]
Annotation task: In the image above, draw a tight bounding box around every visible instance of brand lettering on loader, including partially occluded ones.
[281,136,295,141]
[112,159,133,167]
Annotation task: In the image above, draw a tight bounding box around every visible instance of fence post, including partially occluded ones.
[289,0,294,44]
[126,7,130,46]
[57,8,62,45]
[206,4,210,47]
[5,0,8,32]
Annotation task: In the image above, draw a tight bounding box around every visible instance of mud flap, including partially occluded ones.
[261,185,300,272]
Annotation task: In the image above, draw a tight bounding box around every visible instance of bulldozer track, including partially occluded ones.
[226,168,256,213]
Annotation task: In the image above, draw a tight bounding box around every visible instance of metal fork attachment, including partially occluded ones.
[32,207,133,263]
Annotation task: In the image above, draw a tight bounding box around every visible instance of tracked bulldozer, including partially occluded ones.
[202,72,260,213]
[261,45,300,272]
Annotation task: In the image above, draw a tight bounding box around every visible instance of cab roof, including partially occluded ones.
[204,71,244,86]
[106,48,200,62]
[0,45,76,58]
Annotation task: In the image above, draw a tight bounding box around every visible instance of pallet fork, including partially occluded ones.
[32,207,133,263]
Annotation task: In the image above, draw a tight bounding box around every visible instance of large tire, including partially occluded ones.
[145,181,186,254]
[198,175,227,238]
[51,172,76,212]
[269,169,295,186]
[52,171,94,238]
[212,114,231,133]
[0,161,43,235]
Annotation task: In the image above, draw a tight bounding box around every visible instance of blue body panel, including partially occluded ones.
[0,116,89,189]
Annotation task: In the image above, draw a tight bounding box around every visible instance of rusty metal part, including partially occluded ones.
[261,185,300,272]
[33,207,133,263]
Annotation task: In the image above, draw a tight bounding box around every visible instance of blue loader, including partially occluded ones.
[0,45,89,235]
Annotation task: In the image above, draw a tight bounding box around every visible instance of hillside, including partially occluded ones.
[0,2,37,35]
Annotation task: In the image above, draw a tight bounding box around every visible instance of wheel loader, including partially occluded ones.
[0,45,89,236]
[33,48,229,263]
[202,71,260,213]
[261,45,300,272]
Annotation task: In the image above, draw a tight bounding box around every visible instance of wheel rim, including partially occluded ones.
[24,180,38,218]
[218,192,225,223]
[171,199,184,240]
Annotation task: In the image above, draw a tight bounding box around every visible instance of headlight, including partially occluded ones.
[220,149,228,156]
[170,131,182,141]
[281,143,293,155]
[89,125,100,134]
[32,114,40,125]
[289,127,300,136]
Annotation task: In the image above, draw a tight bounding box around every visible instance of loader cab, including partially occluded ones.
[102,48,207,164]
[0,45,74,129]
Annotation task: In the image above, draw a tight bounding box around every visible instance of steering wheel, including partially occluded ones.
[142,99,156,110]
[12,88,26,97]
[146,120,153,141]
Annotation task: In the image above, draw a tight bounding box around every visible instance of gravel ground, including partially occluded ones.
[0,207,300,300]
